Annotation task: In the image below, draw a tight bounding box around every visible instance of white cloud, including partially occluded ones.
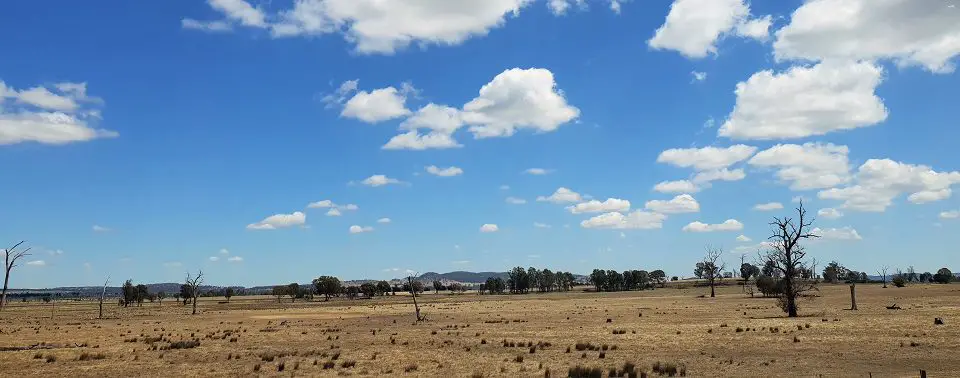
[653,180,700,193]
[349,225,374,234]
[536,187,582,203]
[753,202,783,211]
[383,103,465,150]
[647,0,771,58]
[533,222,552,229]
[209,256,220,262]
[326,208,342,217]
[812,227,862,241]
[480,224,499,233]
[26,260,46,266]
[682,219,743,232]
[307,199,334,208]
[818,159,960,212]
[452,260,471,265]
[940,210,959,219]
[227,256,244,262]
[181,18,233,32]
[736,234,751,242]
[162,261,182,268]
[791,196,807,203]
[691,71,707,82]
[817,208,843,219]
[569,198,631,214]
[581,211,667,230]
[644,194,700,214]
[92,225,111,233]
[425,165,463,177]
[360,174,403,187]
[382,130,462,150]
[524,168,551,175]
[246,211,306,230]
[719,61,887,140]
[733,241,776,253]
[321,79,360,108]
[692,168,746,184]
[505,197,527,205]
[219,248,229,255]
[463,68,579,138]
[773,0,960,73]
[341,86,411,123]
[1,80,117,145]
[657,145,757,171]
[748,143,851,190]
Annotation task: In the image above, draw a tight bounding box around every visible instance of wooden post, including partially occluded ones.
[849,283,858,310]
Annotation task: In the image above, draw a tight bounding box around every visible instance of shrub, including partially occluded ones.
[322,361,335,369]
[568,365,603,378]
[651,361,686,377]
[892,275,907,287]
[45,355,57,363]
[514,355,524,363]
[168,340,200,350]
[78,352,107,361]
[404,364,418,373]
[342,360,357,368]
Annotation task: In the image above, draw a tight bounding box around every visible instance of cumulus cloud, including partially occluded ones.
[940,210,959,219]
[480,224,499,233]
[691,168,745,184]
[349,225,374,234]
[326,208,342,217]
[812,227,862,241]
[227,256,244,262]
[773,0,960,73]
[719,61,887,140]
[209,256,220,262]
[383,103,464,150]
[462,68,579,138]
[26,260,46,266]
[818,208,843,219]
[341,86,412,123]
[568,198,631,214]
[92,225,112,233]
[505,197,527,205]
[307,199,334,208]
[425,165,463,177]
[360,174,404,187]
[647,0,771,58]
[657,145,757,171]
[749,143,851,190]
[1,80,117,145]
[377,217,392,224]
[736,234,751,242]
[818,159,960,212]
[536,187,582,203]
[524,168,552,175]
[682,219,743,232]
[581,211,667,230]
[653,180,700,193]
[247,211,306,230]
[691,71,707,82]
[644,194,700,214]
[753,202,783,211]
[383,130,462,150]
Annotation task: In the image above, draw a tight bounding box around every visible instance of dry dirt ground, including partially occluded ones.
[0,283,957,377]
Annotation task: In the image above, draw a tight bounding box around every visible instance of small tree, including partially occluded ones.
[376,280,391,296]
[432,280,442,294]
[589,269,607,292]
[287,283,299,303]
[312,276,342,301]
[934,268,954,284]
[2,241,31,311]
[272,286,286,303]
[877,266,890,288]
[135,284,149,307]
[156,291,166,306]
[740,263,760,287]
[650,270,666,288]
[761,201,818,317]
[224,287,234,302]
[185,270,203,315]
[698,247,725,298]
[360,282,377,297]
[122,280,136,307]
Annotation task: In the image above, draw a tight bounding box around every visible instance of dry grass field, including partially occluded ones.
[0,283,957,377]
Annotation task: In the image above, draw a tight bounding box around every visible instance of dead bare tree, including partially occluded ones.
[698,247,726,298]
[185,270,203,315]
[98,277,110,319]
[877,265,890,288]
[407,275,425,322]
[761,201,819,317]
[2,241,31,310]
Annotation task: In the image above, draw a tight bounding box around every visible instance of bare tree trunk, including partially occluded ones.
[98,278,109,319]
[407,276,423,322]
[1,269,10,310]
[710,281,715,298]
[192,295,198,315]
[849,283,857,310]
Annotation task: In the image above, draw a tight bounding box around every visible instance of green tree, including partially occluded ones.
[122,280,136,307]
[286,283,300,302]
[135,284,149,307]
[312,276,342,301]
[432,280,443,294]
[650,270,666,288]
[360,282,377,297]
[272,286,286,303]
[934,268,954,284]
[589,269,607,292]
[376,280,391,296]
[224,287,234,302]
[740,263,760,283]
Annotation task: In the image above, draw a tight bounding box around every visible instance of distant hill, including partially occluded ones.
[418,271,507,283]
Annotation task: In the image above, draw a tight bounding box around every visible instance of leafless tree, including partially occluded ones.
[407,275,425,322]
[761,201,819,317]
[2,241,31,310]
[699,247,726,298]
[185,270,203,315]
[98,277,110,319]
[877,265,890,288]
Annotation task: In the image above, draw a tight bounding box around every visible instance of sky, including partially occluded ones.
[2,0,960,288]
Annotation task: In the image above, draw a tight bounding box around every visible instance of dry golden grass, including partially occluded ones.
[0,283,957,377]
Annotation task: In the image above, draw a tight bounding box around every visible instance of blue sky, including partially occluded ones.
[2,0,959,288]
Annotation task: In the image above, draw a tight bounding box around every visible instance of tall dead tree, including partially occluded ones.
[2,241,31,310]
[762,201,819,317]
[185,270,203,315]
[699,247,726,298]
[877,265,889,288]
[407,275,425,322]
[98,277,110,319]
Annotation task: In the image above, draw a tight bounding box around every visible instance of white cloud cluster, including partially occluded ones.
[941,210,959,220]
[736,234,751,242]
[818,208,843,219]
[341,85,413,123]
[360,174,404,187]
[349,225,374,234]
[753,202,783,211]
[774,0,960,73]
[812,227,862,241]
[425,165,463,177]
[818,159,960,212]
[568,198,631,214]
[653,180,699,194]
[1,80,117,145]
[748,143,851,190]
[537,187,582,203]
[480,223,499,233]
[644,194,699,214]
[384,104,464,150]
[719,61,887,140]
[377,217,392,224]
[247,211,306,230]
[682,219,743,232]
[505,197,527,205]
[647,0,771,59]
[655,145,755,192]
[581,211,667,230]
